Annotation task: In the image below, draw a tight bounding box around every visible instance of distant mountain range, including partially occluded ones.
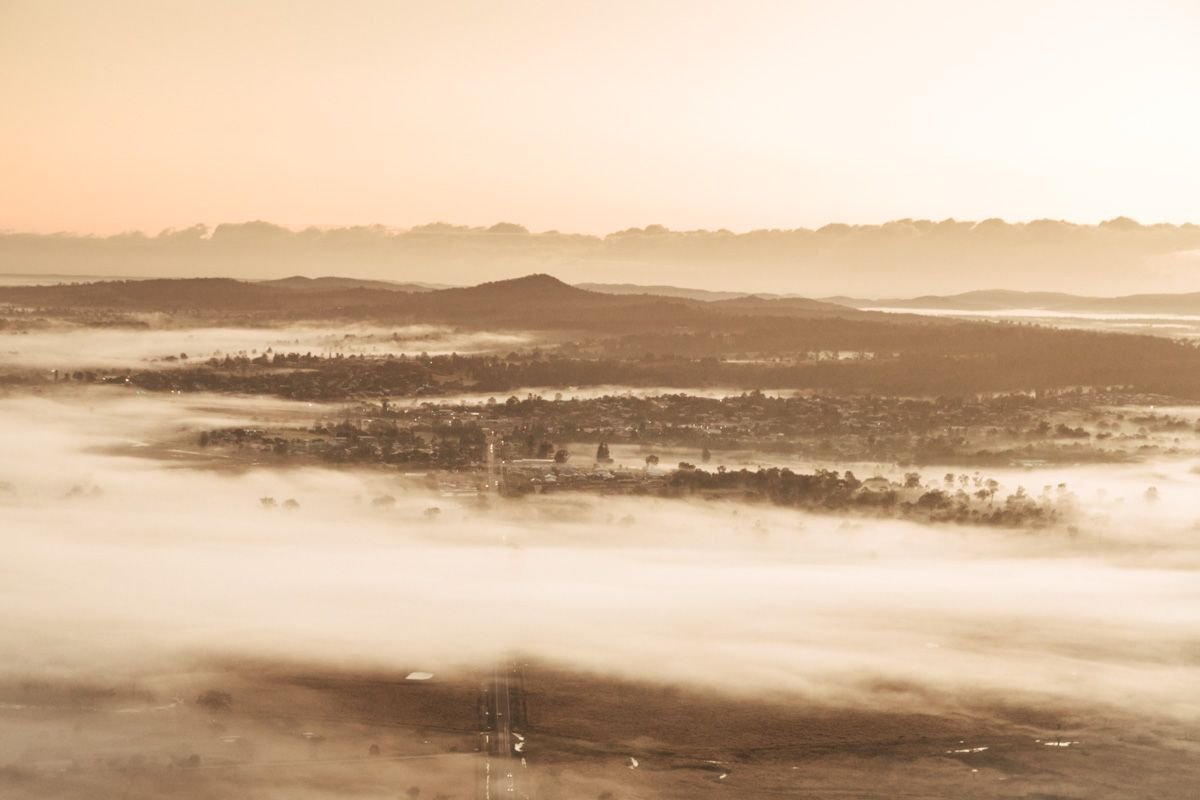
[14,274,1200,324]
[826,289,1200,316]
[585,282,1200,317]
[582,282,1200,317]
[577,282,791,302]
[0,273,879,329]
[6,218,1200,296]
[259,276,445,293]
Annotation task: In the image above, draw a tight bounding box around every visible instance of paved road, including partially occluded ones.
[478,661,531,800]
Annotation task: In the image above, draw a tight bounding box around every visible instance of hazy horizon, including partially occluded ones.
[5,1,1200,236]
[7,1,1200,296]
[5,2,1200,797]
[5,215,1200,296]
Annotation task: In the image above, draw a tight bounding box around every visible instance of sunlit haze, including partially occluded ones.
[4,4,1200,799]
[3,0,1200,235]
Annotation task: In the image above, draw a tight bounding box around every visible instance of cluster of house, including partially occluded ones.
[496,458,668,495]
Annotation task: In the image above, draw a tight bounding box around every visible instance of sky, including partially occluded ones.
[3,0,1200,237]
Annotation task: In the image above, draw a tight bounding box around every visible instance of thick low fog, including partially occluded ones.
[0,324,530,371]
[1,388,1197,722]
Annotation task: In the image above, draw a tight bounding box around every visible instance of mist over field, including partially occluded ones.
[2,388,1197,725]
[6,2,1200,795]
[4,285,1200,800]
[0,324,530,371]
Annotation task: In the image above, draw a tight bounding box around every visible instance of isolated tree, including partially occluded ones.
[596,442,611,463]
[645,454,659,470]
[701,447,712,463]
[554,448,569,464]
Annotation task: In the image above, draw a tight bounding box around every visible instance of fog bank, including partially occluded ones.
[1,389,1198,721]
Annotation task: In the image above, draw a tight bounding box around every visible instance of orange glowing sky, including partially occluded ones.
[3,0,1199,235]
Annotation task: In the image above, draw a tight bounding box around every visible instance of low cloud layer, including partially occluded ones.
[1,388,1198,721]
[4,218,1200,296]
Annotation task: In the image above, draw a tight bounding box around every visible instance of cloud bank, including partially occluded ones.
[4,218,1200,296]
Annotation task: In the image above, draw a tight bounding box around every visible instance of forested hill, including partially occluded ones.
[0,273,875,327]
[7,274,1200,397]
[258,276,439,293]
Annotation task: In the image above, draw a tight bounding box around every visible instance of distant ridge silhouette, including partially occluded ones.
[5,217,1200,295]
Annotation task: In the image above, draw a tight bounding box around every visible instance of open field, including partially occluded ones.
[2,659,1197,800]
